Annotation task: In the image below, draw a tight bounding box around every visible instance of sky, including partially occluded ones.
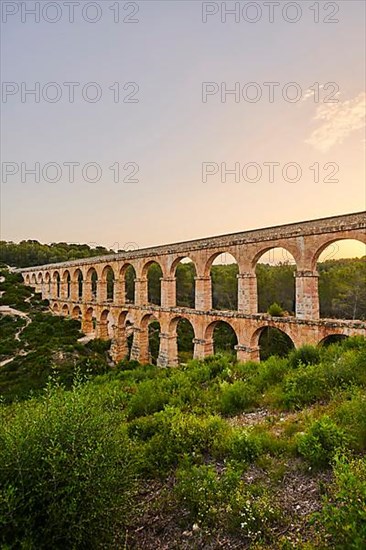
[1,0,365,258]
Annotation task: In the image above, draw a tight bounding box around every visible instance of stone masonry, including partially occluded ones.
[20,212,366,365]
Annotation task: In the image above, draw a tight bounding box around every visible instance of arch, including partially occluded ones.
[255,247,297,315]
[99,308,114,339]
[62,270,71,299]
[61,304,69,316]
[140,313,161,364]
[120,263,136,304]
[142,261,163,306]
[101,265,116,302]
[37,272,43,284]
[252,245,298,269]
[140,312,160,331]
[72,305,82,320]
[312,236,366,270]
[109,310,131,362]
[251,326,295,361]
[85,306,95,321]
[120,312,135,358]
[204,250,240,277]
[52,303,59,313]
[74,269,83,300]
[86,267,98,300]
[205,320,238,356]
[84,306,97,335]
[53,271,61,298]
[170,256,198,277]
[172,257,196,308]
[169,316,195,363]
[316,239,366,320]
[209,252,239,311]
[24,274,30,284]
[141,259,164,279]
[31,274,37,285]
[44,272,51,295]
[319,334,349,347]
[117,310,129,327]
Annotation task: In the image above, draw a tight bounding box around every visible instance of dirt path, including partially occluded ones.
[0,286,33,366]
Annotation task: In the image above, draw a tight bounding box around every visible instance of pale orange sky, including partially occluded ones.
[1,1,365,256]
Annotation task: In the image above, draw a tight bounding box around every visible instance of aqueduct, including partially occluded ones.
[20,212,366,365]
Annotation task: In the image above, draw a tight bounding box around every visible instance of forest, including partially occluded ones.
[0,266,365,549]
[0,239,115,267]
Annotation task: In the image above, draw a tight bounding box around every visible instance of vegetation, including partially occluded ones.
[0,269,111,402]
[1,334,365,548]
[0,256,365,548]
[0,379,136,549]
[267,302,285,317]
[0,240,115,268]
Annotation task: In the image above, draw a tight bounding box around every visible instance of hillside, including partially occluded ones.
[0,267,365,549]
[0,268,112,402]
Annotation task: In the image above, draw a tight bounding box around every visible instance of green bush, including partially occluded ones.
[334,391,366,452]
[219,380,258,415]
[279,345,366,410]
[85,338,111,353]
[282,363,326,408]
[314,455,366,549]
[228,429,263,462]
[175,463,279,538]
[252,356,289,392]
[140,408,228,473]
[127,414,166,441]
[297,416,348,468]
[288,345,321,368]
[267,303,285,317]
[175,463,227,525]
[0,381,136,549]
[127,378,171,419]
[323,349,366,388]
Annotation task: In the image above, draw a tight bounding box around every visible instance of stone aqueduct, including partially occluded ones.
[21,212,366,366]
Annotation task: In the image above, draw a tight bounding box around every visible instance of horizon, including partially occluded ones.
[8,210,366,266]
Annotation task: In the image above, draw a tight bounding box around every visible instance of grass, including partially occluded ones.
[0,267,365,548]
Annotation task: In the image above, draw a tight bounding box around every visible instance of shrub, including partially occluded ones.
[267,303,285,317]
[334,391,366,452]
[0,381,136,549]
[219,380,258,415]
[297,416,348,468]
[116,358,141,371]
[127,414,166,441]
[314,455,366,549]
[140,409,228,473]
[334,335,366,352]
[127,378,171,419]
[86,338,111,353]
[323,349,366,388]
[228,429,263,462]
[175,463,226,525]
[281,363,327,409]
[252,356,289,392]
[288,345,321,368]
[175,463,279,538]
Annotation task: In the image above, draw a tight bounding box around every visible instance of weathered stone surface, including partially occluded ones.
[20,212,366,364]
